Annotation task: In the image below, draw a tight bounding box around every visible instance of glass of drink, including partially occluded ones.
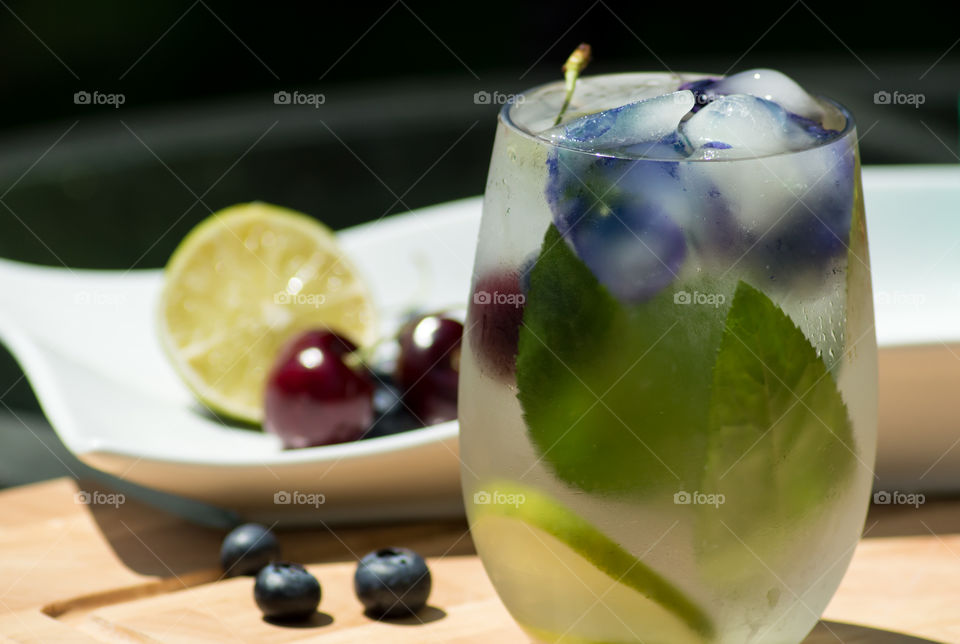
[459,69,877,643]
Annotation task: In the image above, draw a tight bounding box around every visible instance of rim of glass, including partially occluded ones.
[499,72,856,162]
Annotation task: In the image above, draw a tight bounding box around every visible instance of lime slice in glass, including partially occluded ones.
[471,482,712,643]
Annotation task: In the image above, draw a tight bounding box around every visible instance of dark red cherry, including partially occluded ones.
[264,330,374,448]
[395,315,462,425]
[467,267,529,380]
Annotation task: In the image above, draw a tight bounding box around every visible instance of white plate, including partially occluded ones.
[0,198,480,523]
[864,165,960,493]
[0,166,958,522]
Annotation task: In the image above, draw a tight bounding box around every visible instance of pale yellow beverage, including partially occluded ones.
[459,71,877,643]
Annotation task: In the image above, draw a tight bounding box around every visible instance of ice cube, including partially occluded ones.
[543,91,695,153]
[681,94,833,159]
[710,69,825,122]
[677,77,722,113]
[510,73,680,133]
[620,131,693,160]
[565,201,687,302]
[678,131,856,285]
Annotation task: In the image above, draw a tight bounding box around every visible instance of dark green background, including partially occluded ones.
[0,0,957,410]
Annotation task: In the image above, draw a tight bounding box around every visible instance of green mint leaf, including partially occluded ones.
[516,224,728,495]
[698,280,856,575]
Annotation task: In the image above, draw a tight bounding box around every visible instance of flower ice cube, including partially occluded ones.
[536,69,852,299]
[564,200,687,302]
[682,94,838,159]
[545,151,689,302]
[679,126,855,286]
[709,68,825,121]
[543,91,695,153]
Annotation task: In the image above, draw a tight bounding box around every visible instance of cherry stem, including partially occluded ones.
[554,43,592,126]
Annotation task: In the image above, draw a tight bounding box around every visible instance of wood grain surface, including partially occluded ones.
[0,477,957,643]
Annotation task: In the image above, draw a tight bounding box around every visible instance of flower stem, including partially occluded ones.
[554,43,592,126]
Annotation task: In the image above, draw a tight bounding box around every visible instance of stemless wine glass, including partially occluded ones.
[459,73,877,644]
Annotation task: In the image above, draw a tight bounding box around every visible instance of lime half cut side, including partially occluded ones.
[471,481,712,643]
[158,202,377,424]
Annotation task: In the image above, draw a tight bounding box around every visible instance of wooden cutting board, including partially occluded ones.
[0,477,957,643]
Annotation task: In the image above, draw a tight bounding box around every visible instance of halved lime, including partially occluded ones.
[470,482,712,643]
[158,202,377,423]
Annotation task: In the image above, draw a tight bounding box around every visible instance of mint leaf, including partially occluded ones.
[698,281,855,574]
[516,224,729,495]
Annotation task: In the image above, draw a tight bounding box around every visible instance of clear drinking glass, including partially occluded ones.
[459,73,877,643]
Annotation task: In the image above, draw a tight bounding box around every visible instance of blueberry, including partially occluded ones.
[365,376,421,438]
[220,523,280,576]
[370,374,403,415]
[354,547,432,618]
[254,562,321,621]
